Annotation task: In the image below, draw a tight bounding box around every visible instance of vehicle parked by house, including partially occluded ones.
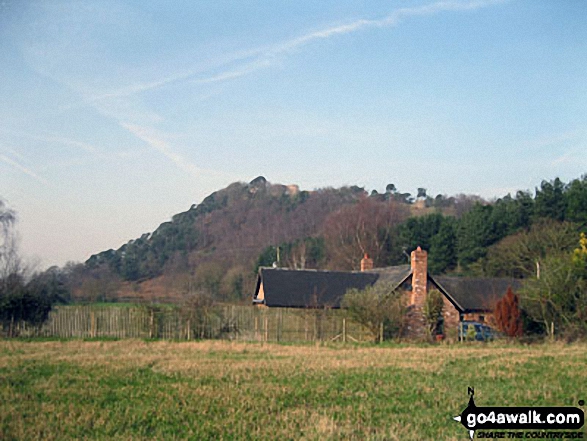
[459,321,499,341]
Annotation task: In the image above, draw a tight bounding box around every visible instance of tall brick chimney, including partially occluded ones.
[404,246,428,339]
[410,246,428,306]
[360,253,374,272]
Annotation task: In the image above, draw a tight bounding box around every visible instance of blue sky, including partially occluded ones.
[1,0,586,268]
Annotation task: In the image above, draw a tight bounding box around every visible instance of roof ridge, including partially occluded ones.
[259,266,371,274]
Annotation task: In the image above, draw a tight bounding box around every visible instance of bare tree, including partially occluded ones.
[342,282,406,342]
[181,282,216,339]
[323,197,408,270]
[0,200,17,281]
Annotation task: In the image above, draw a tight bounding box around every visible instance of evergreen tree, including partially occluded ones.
[534,178,566,222]
[565,175,587,226]
[429,218,457,274]
[457,204,496,268]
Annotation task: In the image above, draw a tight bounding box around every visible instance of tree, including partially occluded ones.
[423,289,444,338]
[521,248,587,339]
[220,265,253,302]
[0,200,56,335]
[28,266,71,305]
[429,218,458,274]
[457,203,501,269]
[398,214,443,252]
[493,287,523,338]
[341,282,406,342]
[572,232,587,277]
[565,175,587,226]
[193,261,224,298]
[489,195,528,237]
[0,200,15,232]
[533,178,566,222]
[416,188,427,200]
[255,246,278,270]
[180,282,216,339]
[397,214,457,274]
[482,220,578,278]
[76,264,121,303]
[513,190,534,229]
[323,197,408,270]
[0,199,17,282]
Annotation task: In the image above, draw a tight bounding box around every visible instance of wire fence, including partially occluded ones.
[3,305,374,342]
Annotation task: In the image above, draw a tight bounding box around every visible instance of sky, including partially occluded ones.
[1,0,586,269]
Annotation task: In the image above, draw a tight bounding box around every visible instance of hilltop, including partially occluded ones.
[66,175,587,304]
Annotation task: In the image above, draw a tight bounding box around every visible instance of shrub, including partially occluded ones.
[494,286,523,338]
[423,289,444,338]
[342,282,406,342]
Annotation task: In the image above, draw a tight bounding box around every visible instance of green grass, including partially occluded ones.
[0,340,585,440]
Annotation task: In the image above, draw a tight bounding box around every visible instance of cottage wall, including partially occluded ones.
[441,295,460,331]
[463,312,495,326]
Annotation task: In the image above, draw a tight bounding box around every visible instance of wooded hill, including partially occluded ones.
[71,175,587,303]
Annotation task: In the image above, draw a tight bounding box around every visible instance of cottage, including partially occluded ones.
[253,247,519,337]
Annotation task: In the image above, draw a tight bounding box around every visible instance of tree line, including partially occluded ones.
[260,175,587,275]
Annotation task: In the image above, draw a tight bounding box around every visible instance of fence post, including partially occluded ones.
[91,310,96,338]
[343,318,346,343]
[264,316,268,342]
[149,310,154,339]
[379,322,384,343]
[277,309,281,342]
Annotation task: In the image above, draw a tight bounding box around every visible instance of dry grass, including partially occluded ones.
[1,340,585,440]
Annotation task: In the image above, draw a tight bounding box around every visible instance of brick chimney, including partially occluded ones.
[403,246,429,339]
[410,246,428,306]
[360,253,374,271]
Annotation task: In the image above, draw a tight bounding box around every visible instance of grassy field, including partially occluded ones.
[0,340,585,440]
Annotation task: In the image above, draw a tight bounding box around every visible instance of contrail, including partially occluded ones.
[0,154,49,185]
[93,0,508,100]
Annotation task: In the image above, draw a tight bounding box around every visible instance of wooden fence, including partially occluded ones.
[4,305,373,342]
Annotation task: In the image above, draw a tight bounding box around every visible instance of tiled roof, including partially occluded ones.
[433,276,521,312]
[255,267,378,308]
[370,265,412,287]
[254,265,520,312]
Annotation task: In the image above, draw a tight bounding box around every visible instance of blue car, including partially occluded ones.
[459,321,498,341]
